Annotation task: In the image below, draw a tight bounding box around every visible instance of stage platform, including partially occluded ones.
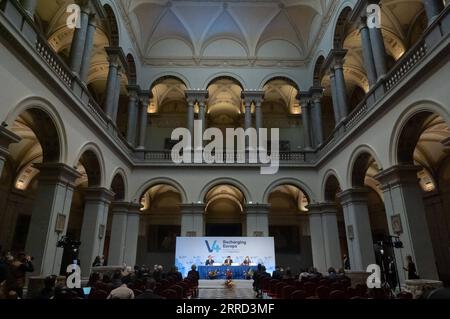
[198,280,257,299]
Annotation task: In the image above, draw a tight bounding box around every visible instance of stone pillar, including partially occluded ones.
[375,165,439,282]
[78,187,114,277]
[334,63,349,121]
[255,99,263,131]
[107,202,129,266]
[126,85,140,146]
[21,0,37,17]
[198,100,207,136]
[104,57,119,120]
[246,204,269,237]
[310,87,324,147]
[25,163,81,276]
[244,101,252,130]
[186,97,195,145]
[123,203,141,267]
[321,203,342,270]
[368,20,388,81]
[136,92,149,150]
[329,69,342,126]
[111,68,122,124]
[337,188,376,271]
[0,126,21,176]
[69,6,89,75]
[181,204,205,237]
[359,17,378,87]
[308,205,327,273]
[298,94,312,150]
[423,0,445,25]
[79,14,97,83]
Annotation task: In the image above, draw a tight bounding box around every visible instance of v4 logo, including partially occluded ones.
[205,240,221,253]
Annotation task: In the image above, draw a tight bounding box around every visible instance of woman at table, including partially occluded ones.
[242,256,251,266]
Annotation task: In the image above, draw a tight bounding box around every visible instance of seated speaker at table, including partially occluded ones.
[242,256,251,266]
[205,255,214,266]
[223,256,233,266]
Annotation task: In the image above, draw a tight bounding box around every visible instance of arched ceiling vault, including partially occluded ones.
[118,0,337,66]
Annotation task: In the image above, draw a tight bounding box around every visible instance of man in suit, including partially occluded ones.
[205,256,214,266]
[223,256,233,266]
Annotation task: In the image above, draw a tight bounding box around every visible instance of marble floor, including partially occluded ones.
[197,280,257,299]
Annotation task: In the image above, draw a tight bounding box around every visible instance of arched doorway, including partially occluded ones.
[137,184,182,268]
[267,184,312,272]
[204,184,245,236]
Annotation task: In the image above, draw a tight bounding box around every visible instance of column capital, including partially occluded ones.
[87,12,97,27]
[185,90,209,105]
[374,165,421,188]
[241,90,265,105]
[309,86,324,102]
[83,187,115,204]
[33,163,81,187]
[337,187,370,205]
[0,126,21,155]
[138,90,151,107]
[105,47,128,74]
[127,85,140,98]
[306,203,324,215]
[358,15,369,32]
[307,202,338,215]
[128,202,142,215]
[323,49,348,73]
[111,201,131,214]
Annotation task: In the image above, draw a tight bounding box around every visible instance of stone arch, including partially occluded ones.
[126,53,137,85]
[332,5,354,49]
[110,168,128,201]
[73,142,106,187]
[259,74,300,91]
[390,100,450,166]
[323,171,343,202]
[150,72,191,90]
[204,73,247,90]
[263,177,314,204]
[347,145,383,188]
[6,97,67,164]
[103,3,120,47]
[198,178,252,204]
[134,177,188,204]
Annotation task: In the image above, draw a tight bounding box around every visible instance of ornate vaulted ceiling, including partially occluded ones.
[118,0,337,66]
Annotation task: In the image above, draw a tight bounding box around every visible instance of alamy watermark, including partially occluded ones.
[367,4,382,29]
[171,120,280,175]
[66,4,81,29]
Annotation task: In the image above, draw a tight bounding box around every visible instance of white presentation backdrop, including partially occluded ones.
[175,237,276,278]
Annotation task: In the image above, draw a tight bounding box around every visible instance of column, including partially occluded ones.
[321,203,342,270]
[180,204,205,237]
[301,100,312,150]
[104,56,119,120]
[136,93,149,150]
[359,17,378,87]
[69,6,89,75]
[186,97,195,143]
[78,187,114,277]
[337,188,376,271]
[375,165,439,282]
[255,100,263,131]
[21,0,37,17]
[0,126,21,176]
[308,205,327,274]
[246,204,269,237]
[368,19,388,80]
[423,0,445,25]
[25,163,81,276]
[329,69,342,126]
[198,100,207,137]
[126,85,139,146]
[310,87,324,146]
[244,101,252,130]
[334,63,349,121]
[123,203,141,267]
[111,68,122,124]
[79,14,97,83]
[107,202,129,266]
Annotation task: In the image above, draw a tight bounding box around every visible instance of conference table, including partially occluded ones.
[198,265,258,280]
